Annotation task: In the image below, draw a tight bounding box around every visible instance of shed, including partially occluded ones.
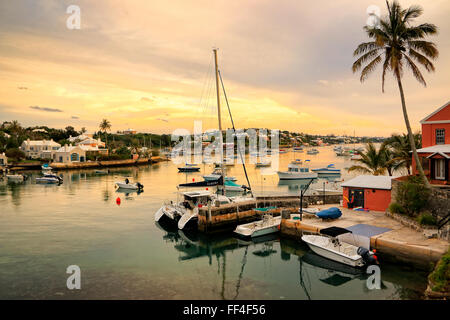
[341,175,398,211]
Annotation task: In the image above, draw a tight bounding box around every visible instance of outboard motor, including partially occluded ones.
[125,178,129,184]
[357,247,378,265]
[136,182,144,190]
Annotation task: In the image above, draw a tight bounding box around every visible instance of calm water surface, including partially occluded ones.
[0,146,427,299]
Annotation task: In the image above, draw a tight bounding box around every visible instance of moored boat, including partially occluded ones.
[178,163,200,172]
[312,164,341,174]
[36,173,62,184]
[115,178,144,190]
[234,214,281,238]
[277,162,318,180]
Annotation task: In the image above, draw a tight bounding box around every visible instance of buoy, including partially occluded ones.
[206,188,208,190]
[192,178,195,182]
[116,197,121,205]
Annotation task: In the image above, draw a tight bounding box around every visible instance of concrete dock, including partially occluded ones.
[281,205,449,269]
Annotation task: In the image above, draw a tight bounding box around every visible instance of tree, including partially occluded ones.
[384,132,421,175]
[99,119,111,147]
[352,0,438,187]
[81,127,87,134]
[347,142,391,175]
[9,120,22,136]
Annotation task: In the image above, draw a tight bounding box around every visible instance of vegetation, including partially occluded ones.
[352,0,438,188]
[99,119,112,147]
[5,148,26,162]
[428,248,450,293]
[389,202,405,214]
[347,142,391,175]
[416,211,437,226]
[383,133,422,175]
[394,176,431,216]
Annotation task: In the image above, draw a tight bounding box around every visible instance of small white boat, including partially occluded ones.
[115,178,143,190]
[307,148,319,155]
[203,166,236,182]
[312,164,341,175]
[277,162,318,180]
[302,227,378,267]
[351,155,362,160]
[41,164,53,171]
[255,160,271,167]
[6,174,26,182]
[234,214,281,238]
[36,174,62,184]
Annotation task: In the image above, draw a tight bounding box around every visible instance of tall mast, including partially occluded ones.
[213,48,225,193]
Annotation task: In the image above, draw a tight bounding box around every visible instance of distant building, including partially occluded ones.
[341,175,398,212]
[122,128,137,135]
[0,152,7,166]
[53,145,86,163]
[413,101,450,184]
[20,139,61,159]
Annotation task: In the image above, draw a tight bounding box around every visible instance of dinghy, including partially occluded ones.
[234,214,281,238]
[302,226,378,267]
[115,178,144,190]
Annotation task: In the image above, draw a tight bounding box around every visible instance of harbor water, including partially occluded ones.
[0,146,428,299]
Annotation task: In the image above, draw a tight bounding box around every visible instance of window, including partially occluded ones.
[435,159,445,180]
[436,129,445,144]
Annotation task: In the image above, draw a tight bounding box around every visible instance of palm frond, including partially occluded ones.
[353,42,379,56]
[352,49,382,73]
[403,54,426,86]
[408,48,435,72]
[408,40,438,59]
[360,54,382,82]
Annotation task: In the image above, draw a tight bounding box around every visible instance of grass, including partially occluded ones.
[428,248,450,293]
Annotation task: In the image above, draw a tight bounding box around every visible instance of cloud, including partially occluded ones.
[156,118,169,122]
[17,86,28,90]
[140,97,154,102]
[29,105,62,112]
[71,116,79,119]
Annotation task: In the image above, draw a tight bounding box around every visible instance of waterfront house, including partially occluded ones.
[341,175,398,211]
[53,145,86,163]
[0,152,7,166]
[20,139,61,159]
[413,101,450,185]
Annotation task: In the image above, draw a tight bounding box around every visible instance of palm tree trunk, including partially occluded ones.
[396,77,431,188]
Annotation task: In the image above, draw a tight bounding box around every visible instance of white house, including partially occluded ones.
[20,139,61,159]
[53,145,86,163]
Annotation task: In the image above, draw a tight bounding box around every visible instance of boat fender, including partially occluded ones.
[116,197,121,206]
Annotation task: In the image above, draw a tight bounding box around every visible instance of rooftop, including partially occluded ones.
[416,144,450,154]
[341,175,398,190]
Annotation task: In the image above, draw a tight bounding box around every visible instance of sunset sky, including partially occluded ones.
[0,0,449,136]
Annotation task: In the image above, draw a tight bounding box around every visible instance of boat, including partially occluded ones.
[306,148,319,155]
[312,164,341,175]
[301,226,378,267]
[224,180,248,192]
[203,165,236,182]
[36,173,63,184]
[293,146,303,152]
[255,160,271,167]
[277,162,318,180]
[314,188,342,196]
[278,149,288,154]
[115,178,144,190]
[41,163,53,171]
[178,163,200,172]
[316,207,342,219]
[351,155,362,160]
[6,174,27,182]
[234,214,281,238]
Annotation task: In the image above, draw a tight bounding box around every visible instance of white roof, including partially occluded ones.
[341,175,398,190]
[23,139,60,146]
[56,145,84,153]
[416,144,450,154]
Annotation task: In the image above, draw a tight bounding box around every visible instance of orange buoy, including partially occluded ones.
[116,197,121,205]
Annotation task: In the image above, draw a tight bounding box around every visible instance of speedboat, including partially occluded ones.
[301,226,378,267]
[36,173,63,184]
[155,191,233,230]
[293,146,303,152]
[277,162,318,180]
[224,180,247,192]
[203,166,236,182]
[312,164,341,174]
[234,214,281,238]
[115,178,144,190]
[255,159,271,167]
[178,163,200,172]
[6,174,27,182]
[306,148,319,155]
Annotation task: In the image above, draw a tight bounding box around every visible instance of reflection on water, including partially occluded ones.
[0,146,426,299]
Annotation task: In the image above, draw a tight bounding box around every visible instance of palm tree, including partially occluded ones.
[384,132,422,175]
[9,120,22,136]
[348,142,391,176]
[99,119,111,147]
[352,0,437,187]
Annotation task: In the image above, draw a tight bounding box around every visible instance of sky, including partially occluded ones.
[0,0,449,136]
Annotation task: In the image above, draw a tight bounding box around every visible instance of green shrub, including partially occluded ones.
[395,176,431,216]
[417,212,437,226]
[5,148,25,162]
[428,248,450,293]
[389,202,405,214]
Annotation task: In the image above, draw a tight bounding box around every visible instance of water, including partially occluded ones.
[0,145,426,299]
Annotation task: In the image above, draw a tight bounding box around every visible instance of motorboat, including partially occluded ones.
[312,164,341,175]
[224,180,247,192]
[302,226,378,267]
[6,174,27,182]
[155,191,233,230]
[293,146,303,152]
[234,214,281,238]
[277,162,318,180]
[36,173,63,184]
[115,178,144,190]
[255,159,271,167]
[306,148,319,155]
[351,155,362,160]
[203,166,236,182]
[41,163,53,171]
[178,163,200,172]
[278,149,288,154]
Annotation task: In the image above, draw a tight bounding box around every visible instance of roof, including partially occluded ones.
[416,144,450,154]
[22,139,60,146]
[420,101,450,124]
[56,145,84,153]
[341,175,398,190]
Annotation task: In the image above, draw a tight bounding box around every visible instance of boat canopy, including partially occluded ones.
[320,226,352,237]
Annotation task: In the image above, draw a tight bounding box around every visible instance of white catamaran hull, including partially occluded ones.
[301,235,365,267]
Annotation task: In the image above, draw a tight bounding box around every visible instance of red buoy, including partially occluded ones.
[116,197,121,205]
